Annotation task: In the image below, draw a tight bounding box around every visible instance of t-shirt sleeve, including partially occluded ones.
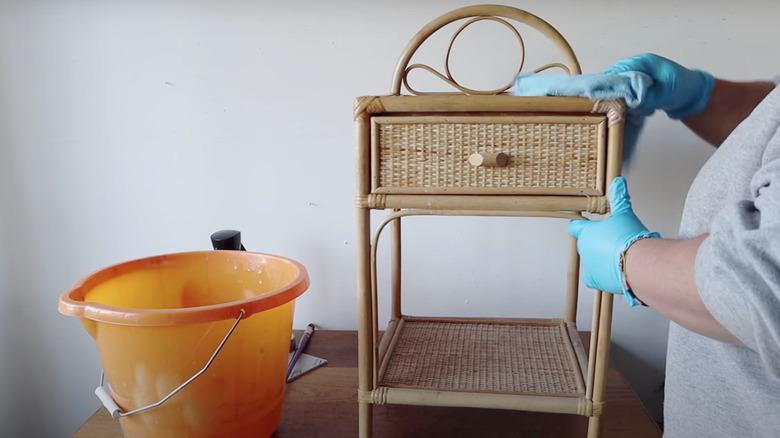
[695,151,780,376]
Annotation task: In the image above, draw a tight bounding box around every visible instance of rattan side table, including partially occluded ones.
[355,6,625,438]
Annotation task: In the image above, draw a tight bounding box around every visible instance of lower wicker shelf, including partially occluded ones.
[372,316,590,413]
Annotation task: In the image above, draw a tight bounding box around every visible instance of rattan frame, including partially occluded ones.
[355,6,622,438]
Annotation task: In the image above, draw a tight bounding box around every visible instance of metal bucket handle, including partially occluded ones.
[94,309,245,419]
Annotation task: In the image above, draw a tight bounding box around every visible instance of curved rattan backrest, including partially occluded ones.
[391,5,581,96]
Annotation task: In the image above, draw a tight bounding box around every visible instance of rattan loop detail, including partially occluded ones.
[403,16,524,96]
[390,5,581,95]
[534,62,572,74]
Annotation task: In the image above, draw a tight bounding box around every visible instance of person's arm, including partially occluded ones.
[568,178,746,346]
[682,79,775,147]
[605,54,775,147]
[624,235,743,345]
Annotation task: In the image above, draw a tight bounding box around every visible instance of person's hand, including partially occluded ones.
[567,177,661,306]
[605,53,715,119]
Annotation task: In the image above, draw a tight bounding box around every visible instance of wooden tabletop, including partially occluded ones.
[72,330,661,438]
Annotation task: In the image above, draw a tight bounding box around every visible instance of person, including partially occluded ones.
[569,53,780,437]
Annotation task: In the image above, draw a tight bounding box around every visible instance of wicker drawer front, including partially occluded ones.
[371,115,607,195]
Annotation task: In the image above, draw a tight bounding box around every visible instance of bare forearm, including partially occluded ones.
[682,79,775,146]
[625,235,743,345]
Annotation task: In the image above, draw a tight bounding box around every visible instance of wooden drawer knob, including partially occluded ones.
[468,152,509,168]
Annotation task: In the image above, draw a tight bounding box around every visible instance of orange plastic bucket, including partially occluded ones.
[58,251,309,438]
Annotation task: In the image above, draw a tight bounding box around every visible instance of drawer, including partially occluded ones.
[371,115,607,196]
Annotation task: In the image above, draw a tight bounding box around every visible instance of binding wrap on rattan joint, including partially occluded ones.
[359,194,387,209]
[576,399,605,416]
[591,100,625,127]
[586,196,608,214]
[358,388,389,405]
[354,96,386,120]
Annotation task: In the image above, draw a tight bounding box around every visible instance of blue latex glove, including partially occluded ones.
[605,53,715,119]
[567,177,661,306]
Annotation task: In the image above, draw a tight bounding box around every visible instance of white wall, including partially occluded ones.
[1,1,778,436]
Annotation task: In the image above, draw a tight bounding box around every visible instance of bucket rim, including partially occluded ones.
[57,250,310,326]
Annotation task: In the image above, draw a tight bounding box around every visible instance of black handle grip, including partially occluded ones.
[210,230,246,251]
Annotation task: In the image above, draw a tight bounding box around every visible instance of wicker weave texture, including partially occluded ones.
[374,118,603,194]
[380,320,583,396]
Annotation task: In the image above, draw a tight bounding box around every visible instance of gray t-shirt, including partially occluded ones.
[664,84,780,437]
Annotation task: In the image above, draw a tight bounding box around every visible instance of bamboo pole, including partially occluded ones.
[587,415,603,438]
[585,290,602,400]
[383,388,584,414]
[565,236,580,323]
[566,322,589,382]
[360,194,607,214]
[391,214,401,320]
[376,318,405,381]
[361,94,597,113]
[356,110,375,438]
[589,293,614,438]
[585,95,624,438]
